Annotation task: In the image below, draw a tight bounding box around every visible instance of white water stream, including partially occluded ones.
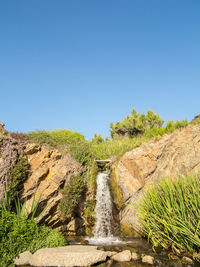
[87,171,121,244]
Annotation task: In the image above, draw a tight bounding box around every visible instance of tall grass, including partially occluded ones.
[135,174,200,254]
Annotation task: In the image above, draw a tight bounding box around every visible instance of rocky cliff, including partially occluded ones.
[22,143,83,231]
[0,133,84,234]
[111,124,200,235]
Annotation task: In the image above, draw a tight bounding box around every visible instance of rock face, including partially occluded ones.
[0,132,83,233]
[22,143,83,230]
[112,125,200,234]
[0,135,21,201]
[14,246,116,267]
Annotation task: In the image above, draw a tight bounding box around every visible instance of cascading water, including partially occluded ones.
[93,171,113,238]
[86,171,121,244]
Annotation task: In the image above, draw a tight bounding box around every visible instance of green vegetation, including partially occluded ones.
[135,173,200,255]
[27,129,92,165]
[0,209,66,266]
[0,160,66,266]
[58,174,86,220]
[110,109,164,138]
[6,156,29,206]
[26,110,188,162]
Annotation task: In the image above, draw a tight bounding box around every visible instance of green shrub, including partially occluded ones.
[27,225,66,252]
[58,174,86,220]
[27,129,85,147]
[134,173,200,255]
[0,209,66,267]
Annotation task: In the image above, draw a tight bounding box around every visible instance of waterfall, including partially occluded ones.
[93,171,113,238]
[86,171,121,244]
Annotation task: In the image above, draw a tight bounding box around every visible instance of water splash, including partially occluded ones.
[86,171,122,244]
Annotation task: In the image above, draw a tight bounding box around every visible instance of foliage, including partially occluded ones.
[83,199,96,235]
[90,135,144,160]
[27,129,85,147]
[6,156,29,205]
[110,109,164,138]
[134,173,200,255]
[27,225,66,252]
[0,209,66,266]
[26,110,188,164]
[58,174,86,220]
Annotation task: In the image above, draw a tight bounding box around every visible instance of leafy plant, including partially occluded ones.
[0,209,66,267]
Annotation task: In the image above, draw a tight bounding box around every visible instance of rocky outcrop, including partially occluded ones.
[14,246,116,267]
[22,143,83,230]
[112,124,200,234]
[0,132,84,233]
[0,135,21,201]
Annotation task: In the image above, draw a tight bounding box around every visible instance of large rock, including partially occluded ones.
[22,143,83,229]
[27,246,115,267]
[111,250,132,262]
[112,125,200,234]
[14,251,32,265]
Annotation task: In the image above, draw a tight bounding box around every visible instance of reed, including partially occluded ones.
[134,173,200,254]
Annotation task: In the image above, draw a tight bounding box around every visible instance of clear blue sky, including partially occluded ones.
[1,0,200,139]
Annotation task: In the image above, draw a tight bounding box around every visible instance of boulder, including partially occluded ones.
[142,255,154,265]
[182,256,194,265]
[14,251,32,265]
[29,245,114,267]
[111,250,132,262]
[112,125,200,233]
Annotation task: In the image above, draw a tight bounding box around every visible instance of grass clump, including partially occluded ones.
[135,173,200,255]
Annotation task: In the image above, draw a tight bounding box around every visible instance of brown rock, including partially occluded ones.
[111,250,132,262]
[22,144,83,229]
[29,246,114,267]
[112,125,200,233]
[142,255,154,265]
[14,251,32,265]
[182,256,194,265]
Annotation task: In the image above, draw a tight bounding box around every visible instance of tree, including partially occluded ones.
[110,109,164,138]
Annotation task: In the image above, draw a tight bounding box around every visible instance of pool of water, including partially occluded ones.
[66,236,198,267]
